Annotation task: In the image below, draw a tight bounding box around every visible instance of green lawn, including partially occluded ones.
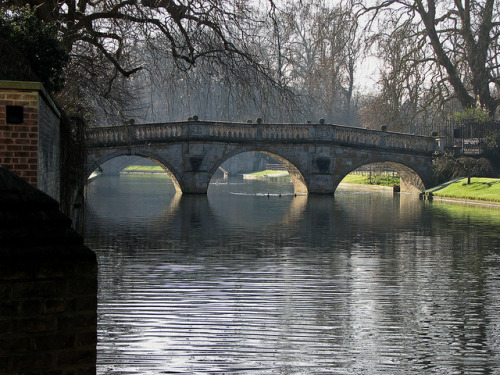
[426,178,500,203]
[122,166,402,187]
[122,165,165,172]
[341,174,400,187]
[248,170,289,176]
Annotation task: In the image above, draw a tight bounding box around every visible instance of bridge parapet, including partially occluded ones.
[87,121,438,154]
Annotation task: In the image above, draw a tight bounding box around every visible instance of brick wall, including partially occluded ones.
[0,86,39,185]
[0,254,98,375]
[0,81,61,201]
[0,166,97,375]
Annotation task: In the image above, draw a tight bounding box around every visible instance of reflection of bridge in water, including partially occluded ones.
[86,185,427,254]
[87,120,439,194]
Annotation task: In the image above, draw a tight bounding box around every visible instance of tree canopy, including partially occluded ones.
[0,7,68,91]
[358,0,500,117]
[3,0,497,131]
[2,0,263,73]
[0,0,284,123]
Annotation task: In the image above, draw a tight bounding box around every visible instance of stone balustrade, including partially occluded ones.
[87,121,438,154]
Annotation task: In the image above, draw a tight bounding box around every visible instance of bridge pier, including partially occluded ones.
[305,174,337,195]
[179,171,211,194]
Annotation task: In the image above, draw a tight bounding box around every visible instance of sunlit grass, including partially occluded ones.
[122,166,405,188]
[428,178,500,202]
[122,165,165,172]
[341,173,400,187]
[248,170,289,176]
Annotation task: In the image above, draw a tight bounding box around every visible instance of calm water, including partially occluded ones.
[85,175,500,374]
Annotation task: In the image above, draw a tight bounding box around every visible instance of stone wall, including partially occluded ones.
[0,166,97,375]
[0,81,61,201]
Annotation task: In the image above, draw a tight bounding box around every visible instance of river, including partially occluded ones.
[85,174,500,374]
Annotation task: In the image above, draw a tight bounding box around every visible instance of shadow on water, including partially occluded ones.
[86,174,177,219]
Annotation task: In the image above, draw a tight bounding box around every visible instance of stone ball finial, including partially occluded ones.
[256,118,262,124]
[129,119,135,125]
[431,131,438,137]
[193,115,199,121]
[381,125,387,132]
[319,119,325,124]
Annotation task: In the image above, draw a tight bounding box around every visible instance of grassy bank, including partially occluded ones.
[245,170,400,186]
[243,170,289,179]
[248,170,288,176]
[122,165,165,173]
[341,174,400,187]
[425,178,500,203]
[121,166,400,188]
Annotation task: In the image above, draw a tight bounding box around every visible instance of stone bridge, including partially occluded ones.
[87,120,438,195]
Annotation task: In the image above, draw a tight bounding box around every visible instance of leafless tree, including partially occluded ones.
[357,0,500,117]
[274,0,362,124]
[1,0,285,124]
[119,0,365,125]
[360,15,451,132]
[433,150,493,184]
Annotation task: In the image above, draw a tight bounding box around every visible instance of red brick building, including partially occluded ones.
[0,80,61,201]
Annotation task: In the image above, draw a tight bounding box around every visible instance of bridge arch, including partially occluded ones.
[337,158,430,194]
[207,147,309,194]
[87,149,183,193]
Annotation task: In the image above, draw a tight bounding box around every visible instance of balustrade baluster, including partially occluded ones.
[87,122,437,157]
